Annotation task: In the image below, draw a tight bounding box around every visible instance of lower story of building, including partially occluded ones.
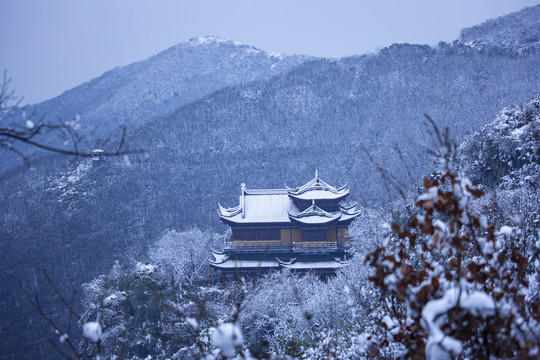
[209,251,350,280]
[227,226,348,252]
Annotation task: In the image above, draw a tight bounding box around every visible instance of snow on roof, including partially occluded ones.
[289,190,349,200]
[211,251,229,264]
[218,203,242,217]
[278,259,349,270]
[338,203,361,223]
[287,170,349,201]
[338,211,360,224]
[288,200,341,224]
[219,179,361,225]
[219,188,298,224]
[210,259,279,269]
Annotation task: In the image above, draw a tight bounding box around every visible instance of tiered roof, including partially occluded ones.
[219,188,296,224]
[286,170,349,201]
[219,172,360,226]
[288,199,340,225]
[210,252,279,269]
[277,256,349,270]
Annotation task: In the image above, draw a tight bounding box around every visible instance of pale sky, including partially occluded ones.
[1,0,539,105]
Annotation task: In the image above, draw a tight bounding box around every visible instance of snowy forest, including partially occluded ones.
[1,4,539,360]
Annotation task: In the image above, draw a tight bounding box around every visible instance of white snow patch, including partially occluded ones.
[186,317,199,330]
[211,323,243,358]
[83,322,102,342]
[422,287,495,359]
[422,288,462,359]
[480,216,488,229]
[189,36,227,46]
[268,52,284,60]
[497,225,517,236]
[123,154,132,167]
[418,186,439,202]
[460,291,495,317]
[136,262,156,274]
[453,177,473,211]
[382,315,397,330]
[103,293,123,306]
[511,126,525,138]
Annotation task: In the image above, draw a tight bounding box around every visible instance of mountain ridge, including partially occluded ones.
[460,4,540,49]
[23,35,311,131]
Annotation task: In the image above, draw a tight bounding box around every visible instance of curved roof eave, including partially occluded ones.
[218,203,243,217]
[288,190,349,201]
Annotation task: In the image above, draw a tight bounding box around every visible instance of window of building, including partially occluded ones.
[257,229,280,240]
[302,230,326,241]
[234,230,256,240]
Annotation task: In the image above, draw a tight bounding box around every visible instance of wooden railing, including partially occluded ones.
[224,240,289,249]
[293,241,338,250]
[224,240,340,251]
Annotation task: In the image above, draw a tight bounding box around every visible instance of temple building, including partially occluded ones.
[210,171,361,277]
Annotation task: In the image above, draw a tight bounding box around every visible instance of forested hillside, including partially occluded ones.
[460,4,540,48]
[76,95,539,359]
[0,5,539,359]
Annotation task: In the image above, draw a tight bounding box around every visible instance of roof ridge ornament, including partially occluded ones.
[240,183,246,218]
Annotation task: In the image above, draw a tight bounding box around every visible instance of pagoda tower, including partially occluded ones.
[211,171,360,277]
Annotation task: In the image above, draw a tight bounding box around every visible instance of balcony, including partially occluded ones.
[292,241,338,251]
[224,240,341,253]
[224,240,288,252]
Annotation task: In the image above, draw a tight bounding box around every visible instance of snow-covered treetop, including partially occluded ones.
[183,35,286,59]
[460,95,540,188]
[460,4,540,49]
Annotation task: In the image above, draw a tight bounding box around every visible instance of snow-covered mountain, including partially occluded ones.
[0,36,310,173]
[460,4,540,49]
[24,36,309,134]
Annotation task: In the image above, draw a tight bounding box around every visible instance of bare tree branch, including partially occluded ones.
[0,70,145,165]
[42,269,82,321]
[18,279,81,359]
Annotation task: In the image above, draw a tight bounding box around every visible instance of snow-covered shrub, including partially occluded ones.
[149,228,224,284]
[461,95,540,189]
[366,132,540,359]
[80,261,212,359]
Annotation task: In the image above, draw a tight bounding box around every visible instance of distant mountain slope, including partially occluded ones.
[24,36,309,133]
[126,40,539,209]
[0,37,310,172]
[460,4,540,48]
